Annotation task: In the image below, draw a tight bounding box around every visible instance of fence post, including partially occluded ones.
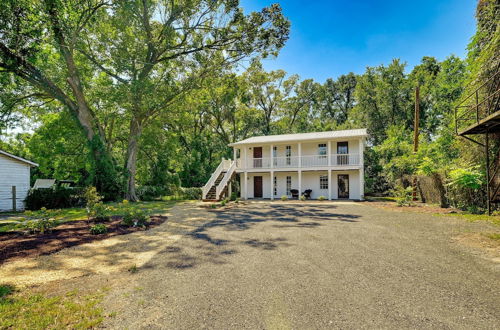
[12,186,16,211]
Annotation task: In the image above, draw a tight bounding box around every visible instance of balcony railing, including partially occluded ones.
[240,153,360,169]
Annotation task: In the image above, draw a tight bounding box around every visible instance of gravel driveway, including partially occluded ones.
[93,201,500,329]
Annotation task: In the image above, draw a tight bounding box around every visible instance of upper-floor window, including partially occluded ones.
[318,143,327,158]
[273,146,277,158]
[337,142,348,154]
[285,145,291,165]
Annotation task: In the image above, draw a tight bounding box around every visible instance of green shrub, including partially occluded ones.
[88,202,110,222]
[281,195,288,201]
[230,192,238,201]
[136,185,169,201]
[122,209,150,227]
[392,186,414,207]
[181,187,202,200]
[210,204,217,209]
[25,187,84,210]
[299,195,306,201]
[24,208,59,234]
[83,186,101,208]
[318,195,326,201]
[235,198,240,203]
[89,224,107,235]
[220,200,227,206]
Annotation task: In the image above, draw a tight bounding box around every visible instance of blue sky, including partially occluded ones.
[240,0,476,82]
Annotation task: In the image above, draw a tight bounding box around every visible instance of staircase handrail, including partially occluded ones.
[216,160,236,199]
[202,158,225,199]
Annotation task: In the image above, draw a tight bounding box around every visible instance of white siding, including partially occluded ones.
[240,170,362,200]
[0,154,31,211]
[237,139,361,166]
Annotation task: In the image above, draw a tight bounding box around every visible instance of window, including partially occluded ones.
[320,175,328,190]
[273,146,278,166]
[273,176,277,196]
[337,142,348,154]
[337,142,349,165]
[285,145,291,165]
[286,176,292,195]
[318,143,327,160]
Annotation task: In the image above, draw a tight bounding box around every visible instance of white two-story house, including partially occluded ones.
[202,129,368,201]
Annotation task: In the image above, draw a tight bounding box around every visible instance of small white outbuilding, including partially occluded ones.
[0,150,38,211]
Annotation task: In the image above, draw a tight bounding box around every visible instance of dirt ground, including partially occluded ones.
[0,216,167,264]
[1,201,499,329]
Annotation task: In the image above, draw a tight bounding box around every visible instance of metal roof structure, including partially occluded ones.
[229,129,368,146]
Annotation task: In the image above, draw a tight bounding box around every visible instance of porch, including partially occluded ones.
[240,169,363,200]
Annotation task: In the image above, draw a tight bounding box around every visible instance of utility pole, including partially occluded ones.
[413,86,420,201]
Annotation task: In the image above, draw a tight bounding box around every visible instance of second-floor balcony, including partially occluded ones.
[237,153,361,170]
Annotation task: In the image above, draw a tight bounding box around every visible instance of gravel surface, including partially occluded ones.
[98,201,499,329]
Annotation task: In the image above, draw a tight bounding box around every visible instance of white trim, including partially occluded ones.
[0,150,38,167]
[228,129,368,146]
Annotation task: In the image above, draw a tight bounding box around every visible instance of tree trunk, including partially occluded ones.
[125,117,143,201]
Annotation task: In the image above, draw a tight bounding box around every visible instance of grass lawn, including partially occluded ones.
[0,200,179,233]
[0,285,105,329]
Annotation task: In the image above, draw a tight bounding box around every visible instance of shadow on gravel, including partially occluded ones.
[159,203,360,270]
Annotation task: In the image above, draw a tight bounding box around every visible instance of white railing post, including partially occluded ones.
[270,144,274,169]
[328,141,331,166]
[216,160,236,199]
[202,159,225,199]
[298,143,302,168]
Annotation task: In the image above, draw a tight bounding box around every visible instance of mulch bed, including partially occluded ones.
[364,200,460,214]
[0,215,167,264]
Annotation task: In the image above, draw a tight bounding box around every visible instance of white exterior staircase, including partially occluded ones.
[202,159,236,201]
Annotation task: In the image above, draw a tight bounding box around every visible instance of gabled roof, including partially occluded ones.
[229,129,368,146]
[0,149,38,167]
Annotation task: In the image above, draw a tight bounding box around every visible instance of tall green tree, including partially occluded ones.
[80,1,290,200]
[0,0,122,199]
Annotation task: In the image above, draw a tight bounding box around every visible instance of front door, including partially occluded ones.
[254,176,263,198]
[338,174,349,199]
[253,147,262,168]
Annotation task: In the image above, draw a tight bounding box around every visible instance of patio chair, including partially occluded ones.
[290,189,299,199]
[302,189,312,199]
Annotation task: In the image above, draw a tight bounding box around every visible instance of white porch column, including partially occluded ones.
[270,171,274,200]
[328,169,332,200]
[359,138,365,200]
[243,147,247,169]
[298,142,302,168]
[243,171,248,200]
[327,141,331,166]
[298,170,302,197]
[270,144,274,169]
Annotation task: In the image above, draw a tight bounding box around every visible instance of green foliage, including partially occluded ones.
[220,200,227,206]
[122,209,150,228]
[448,167,484,190]
[24,208,59,234]
[84,187,102,209]
[181,187,202,200]
[89,202,111,222]
[299,195,306,201]
[318,195,326,201]
[89,224,107,235]
[25,187,84,210]
[281,195,288,201]
[392,186,414,207]
[230,192,238,201]
[136,185,169,201]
